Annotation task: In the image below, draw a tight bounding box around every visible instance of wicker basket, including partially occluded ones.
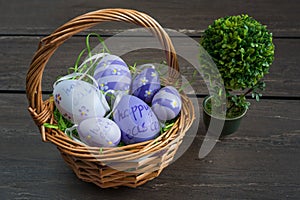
[26,8,195,188]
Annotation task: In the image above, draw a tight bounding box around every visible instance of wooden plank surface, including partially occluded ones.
[0,0,299,37]
[1,0,300,199]
[0,94,299,199]
[1,36,299,97]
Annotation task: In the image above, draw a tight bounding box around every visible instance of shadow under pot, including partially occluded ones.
[202,96,248,137]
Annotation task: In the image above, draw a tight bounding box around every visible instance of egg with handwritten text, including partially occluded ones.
[53,80,110,124]
[93,55,131,100]
[152,86,182,121]
[131,67,161,104]
[113,95,160,144]
[77,117,121,147]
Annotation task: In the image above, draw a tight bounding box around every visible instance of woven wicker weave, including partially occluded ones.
[26,8,195,188]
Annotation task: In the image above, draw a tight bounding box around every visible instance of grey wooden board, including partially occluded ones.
[1,0,299,199]
[0,0,299,37]
[0,36,299,97]
[0,94,299,199]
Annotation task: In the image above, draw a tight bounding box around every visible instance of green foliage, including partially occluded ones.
[201,14,274,90]
[201,14,275,117]
[205,97,246,118]
[251,81,266,102]
[68,33,111,74]
[53,107,74,132]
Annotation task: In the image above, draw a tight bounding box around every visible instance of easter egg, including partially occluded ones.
[131,67,161,104]
[53,79,110,124]
[113,95,160,144]
[152,86,182,121]
[93,55,131,99]
[77,117,121,147]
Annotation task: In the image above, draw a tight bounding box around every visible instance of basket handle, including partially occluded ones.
[26,8,179,115]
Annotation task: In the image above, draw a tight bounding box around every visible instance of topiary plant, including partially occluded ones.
[201,14,275,118]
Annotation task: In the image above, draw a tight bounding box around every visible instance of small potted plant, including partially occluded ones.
[200,14,275,136]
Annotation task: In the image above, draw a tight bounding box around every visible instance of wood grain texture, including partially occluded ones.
[1,0,300,199]
[0,94,299,199]
[1,36,299,97]
[0,0,299,37]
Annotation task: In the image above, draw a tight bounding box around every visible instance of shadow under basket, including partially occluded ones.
[26,8,195,188]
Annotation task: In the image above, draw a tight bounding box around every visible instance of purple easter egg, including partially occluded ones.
[152,86,182,121]
[78,117,121,147]
[131,67,161,104]
[113,95,160,144]
[53,79,110,124]
[93,54,131,95]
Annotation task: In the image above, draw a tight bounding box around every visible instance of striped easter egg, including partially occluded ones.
[131,67,161,104]
[93,55,131,99]
[151,86,182,121]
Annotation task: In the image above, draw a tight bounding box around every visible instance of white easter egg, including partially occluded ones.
[113,95,160,145]
[53,79,110,124]
[77,117,121,147]
[152,86,182,121]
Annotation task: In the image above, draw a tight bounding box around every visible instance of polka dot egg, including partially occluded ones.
[131,67,161,104]
[77,117,121,147]
[151,86,182,121]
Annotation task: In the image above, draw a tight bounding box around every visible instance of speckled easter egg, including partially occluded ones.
[113,95,160,144]
[77,117,121,147]
[152,86,182,121]
[53,80,110,124]
[93,55,131,98]
[131,67,161,104]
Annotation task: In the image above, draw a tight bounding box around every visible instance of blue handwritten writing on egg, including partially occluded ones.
[124,120,159,141]
[53,80,110,124]
[116,108,130,121]
[63,82,78,96]
[116,104,150,121]
[113,95,160,144]
[131,104,149,121]
[63,81,93,98]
